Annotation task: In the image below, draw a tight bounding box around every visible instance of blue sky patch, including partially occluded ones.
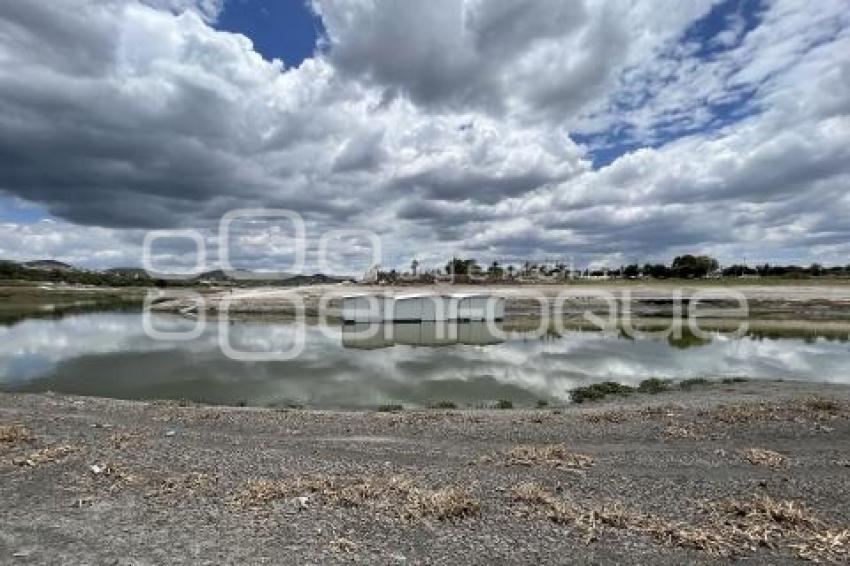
[576,0,766,168]
[0,196,49,224]
[681,0,765,58]
[216,0,324,67]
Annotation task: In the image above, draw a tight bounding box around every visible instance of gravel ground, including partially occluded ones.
[1,381,849,564]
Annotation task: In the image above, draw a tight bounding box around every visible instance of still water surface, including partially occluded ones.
[1,312,848,407]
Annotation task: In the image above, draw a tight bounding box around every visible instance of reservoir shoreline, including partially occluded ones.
[2,381,848,563]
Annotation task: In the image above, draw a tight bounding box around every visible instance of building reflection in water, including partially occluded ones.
[341,322,504,349]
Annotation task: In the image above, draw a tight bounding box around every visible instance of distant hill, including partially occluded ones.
[196,270,349,285]
[197,269,256,281]
[23,259,74,271]
[1,259,350,287]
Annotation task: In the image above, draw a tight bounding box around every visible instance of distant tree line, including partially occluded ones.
[423,254,850,280]
[619,255,720,279]
[4,255,850,288]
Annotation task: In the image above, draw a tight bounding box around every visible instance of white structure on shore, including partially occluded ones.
[342,321,503,349]
[362,264,380,283]
[449,293,504,321]
[341,293,504,323]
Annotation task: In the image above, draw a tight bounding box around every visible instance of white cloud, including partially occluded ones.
[0,0,848,271]
[141,0,224,23]
[313,0,716,119]
[0,220,143,267]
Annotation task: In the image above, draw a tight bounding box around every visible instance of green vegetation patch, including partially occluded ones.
[637,378,670,394]
[679,378,710,390]
[570,381,636,404]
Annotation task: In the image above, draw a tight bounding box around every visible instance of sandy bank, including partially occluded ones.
[149,282,850,324]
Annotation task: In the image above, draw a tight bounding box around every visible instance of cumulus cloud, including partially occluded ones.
[0,0,848,271]
[313,0,715,119]
[141,0,224,22]
[0,220,144,268]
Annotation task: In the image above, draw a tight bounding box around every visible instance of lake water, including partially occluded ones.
[0,312,848,408]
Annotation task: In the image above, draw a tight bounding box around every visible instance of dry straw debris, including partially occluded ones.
[639,404,686,419]
[584,410,627,423]
[510,482,735,553]
[236,474,479,522]
[707,397,845,424]
[328,537,359,554]
[146,471,216,499]
[0,424,34,445]
[12,444,78,467]
[740,447,786,467]
[664,423,704,439]
[106,431,143,450]
[705,496,849,562]
[798,396,843,413]
[511,482,556,506]
[510,484,849,562]
[503,444,594,469]
[88,462,145,491]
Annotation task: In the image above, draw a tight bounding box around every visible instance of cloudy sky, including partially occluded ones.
[0,0,848,274]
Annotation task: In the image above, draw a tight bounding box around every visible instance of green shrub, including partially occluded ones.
[570,381,635,404]
[429,400,458,409]
[679,378,709,390]
[536,399,549,408]
[637,378,669,394]
[376,404,404,412]
[495,399,514,410]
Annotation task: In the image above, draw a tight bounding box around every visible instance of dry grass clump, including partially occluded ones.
[708,402,787,423]
[504,444,594,469]
[0,424,34,445]
[510,482,556,506]
[582,405,686,423]
[638,404,685,419]
[416,486,480,521]
[664,423,704,439]
[707,398,845,424]
[328,537,359,554]
[510,485,849,561]
[236,474,479,522]
[237,478,293,505]
[797,396,843,414]
[791,530,850,563]
[740,447,786,467]
[106,431,143,450]
[88,462,145,491]
[584,410,627,424]
[12,444,78,467]
[704,496,849,562]
[146,472,216,499]
[572,503,733,555]
[509,483,735,555]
